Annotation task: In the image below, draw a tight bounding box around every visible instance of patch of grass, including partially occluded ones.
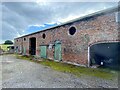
[16,54,32,61]
[16,55,118,80]
[2,53,14,55]
[39,60,118,79]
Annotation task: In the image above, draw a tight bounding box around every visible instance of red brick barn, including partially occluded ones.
[14,6,120,68]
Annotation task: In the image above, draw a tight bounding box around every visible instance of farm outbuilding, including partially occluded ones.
[14,6,120,69]
[7,46,14,53]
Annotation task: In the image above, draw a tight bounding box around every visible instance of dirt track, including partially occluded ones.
[1,55,118,88]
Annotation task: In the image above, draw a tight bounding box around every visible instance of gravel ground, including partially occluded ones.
[1,55,118,88]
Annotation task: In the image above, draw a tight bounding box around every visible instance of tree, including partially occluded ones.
[4,40,13,45]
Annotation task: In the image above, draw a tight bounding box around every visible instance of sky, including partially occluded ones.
[1,1,118,44]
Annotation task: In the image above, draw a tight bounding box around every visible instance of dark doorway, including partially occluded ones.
[29,37,36,55]
[90,42,120,70]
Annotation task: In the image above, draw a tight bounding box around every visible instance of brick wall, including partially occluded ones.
[14,11,119,67]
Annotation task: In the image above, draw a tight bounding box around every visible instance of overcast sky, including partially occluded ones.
[1,2,118,44]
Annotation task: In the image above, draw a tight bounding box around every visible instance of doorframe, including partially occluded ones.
[88,46,90,67]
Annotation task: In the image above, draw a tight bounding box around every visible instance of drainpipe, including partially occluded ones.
[88,46,90,67]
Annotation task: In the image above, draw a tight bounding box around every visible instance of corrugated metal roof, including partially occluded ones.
[15,5,119,39]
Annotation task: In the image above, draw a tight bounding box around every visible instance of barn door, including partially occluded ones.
[23,47,26,55]
[90,42,120,69]
[40,46,47,58]
[54,41,61,61]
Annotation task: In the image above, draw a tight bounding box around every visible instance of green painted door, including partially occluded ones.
[16,48,18,53]
[23,47,26,55]
[16,46,18,53]
[40,46,47,58]
[54,43,61,61]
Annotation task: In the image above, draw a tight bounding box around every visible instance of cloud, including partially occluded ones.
[1,2,117,43]
[26,23,58,34]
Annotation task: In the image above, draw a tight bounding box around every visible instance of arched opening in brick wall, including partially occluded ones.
[89,42,120,70]
[29,37,36,55]
[42,33,46,39]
